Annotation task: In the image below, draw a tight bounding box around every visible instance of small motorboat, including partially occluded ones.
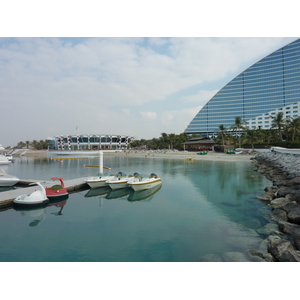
[106,172,133,190]
[45,177,69,198]
[5,154,15,162]
[85,173,115,189]
[0,167,19,187]
[128,173,162,191]
[13,182,49,207]
[0,155,11,165]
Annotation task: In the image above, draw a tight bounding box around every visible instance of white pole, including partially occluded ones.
[99,150,103,173]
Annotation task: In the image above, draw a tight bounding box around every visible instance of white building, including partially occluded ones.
[48,134,134,150]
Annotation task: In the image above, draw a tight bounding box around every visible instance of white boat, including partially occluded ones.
[106,172,133,190]
[5,154,15,162]
[85,173,115,188]
[13,182,49,207]
[0,155,11,165]
[128,173,162,191]
[0,167,19,187]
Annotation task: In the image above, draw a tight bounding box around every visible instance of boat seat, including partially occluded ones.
[51,184,63,190]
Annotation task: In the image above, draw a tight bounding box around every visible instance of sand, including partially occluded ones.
[23,150,254,162]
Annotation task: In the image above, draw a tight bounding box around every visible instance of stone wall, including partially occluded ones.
[251,151,300,261]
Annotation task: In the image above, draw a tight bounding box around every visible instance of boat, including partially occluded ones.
[45,177,69,198]
[85,173,115,188]
[0,167,19,187]
[0,155,11,165]
[106,172,134,190]
[13,182,49,207]
[128,173,162,191]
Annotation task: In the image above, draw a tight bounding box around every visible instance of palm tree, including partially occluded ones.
[271,112,286,141]
[231,116,246,148]
[285,117,300,141]
[168,133,176,149]
[218,124,227,147]
[242,129,259,151]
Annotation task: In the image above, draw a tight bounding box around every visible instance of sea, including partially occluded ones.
[0,154,274,262]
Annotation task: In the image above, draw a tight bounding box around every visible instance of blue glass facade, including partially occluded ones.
[185,38,300,136]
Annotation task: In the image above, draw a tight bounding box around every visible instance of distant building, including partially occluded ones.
[48,134,134,150]
[185,38,300,136]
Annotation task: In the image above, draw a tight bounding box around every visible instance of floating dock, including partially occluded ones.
[0,177,90,209]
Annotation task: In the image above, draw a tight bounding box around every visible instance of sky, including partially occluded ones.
[0,2,299,147]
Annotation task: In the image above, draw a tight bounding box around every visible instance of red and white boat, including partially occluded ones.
[45,177,69,198]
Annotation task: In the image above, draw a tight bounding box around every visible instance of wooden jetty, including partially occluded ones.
[0,177,90,209]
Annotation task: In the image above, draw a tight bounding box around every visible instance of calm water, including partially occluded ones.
[0,154,273,262]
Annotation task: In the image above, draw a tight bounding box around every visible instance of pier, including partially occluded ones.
[0,177,90,209]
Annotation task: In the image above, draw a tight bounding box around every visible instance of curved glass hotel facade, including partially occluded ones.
[185,38,300,136]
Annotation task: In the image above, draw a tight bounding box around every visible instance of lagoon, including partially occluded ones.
[0,154,273,262]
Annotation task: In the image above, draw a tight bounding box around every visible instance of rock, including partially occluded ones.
[223,251,250,262]
[282,202,299,213]
[256,191,275,201]
[248,249,275,262]
[199,254,223,262]
[278,221,300,236]
[287,205,300,224]
[243,218,262,229]
[257,223,278,235]
[294,236,300,251]
[270,209,288,222]
[270,197,291,209]
[268,236,300,262]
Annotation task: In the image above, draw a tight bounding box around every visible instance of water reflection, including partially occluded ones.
[128,184,162,202]
[105,188,131,200]
[85,186,111,197]
[48,195,69,215]
[13,206,46,227]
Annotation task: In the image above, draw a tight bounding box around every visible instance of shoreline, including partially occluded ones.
[23,150,254,162]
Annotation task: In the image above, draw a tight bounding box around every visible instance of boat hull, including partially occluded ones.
[0,177,19,187]
[85,176,114,188]
[129,178,162,191]
[13,199,49,207]
[106,178,130,190]
[46,191,69,198]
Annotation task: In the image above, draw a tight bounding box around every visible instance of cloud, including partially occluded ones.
[140,111,157,121]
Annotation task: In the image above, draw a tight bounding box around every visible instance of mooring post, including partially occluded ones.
[99,151,103,173]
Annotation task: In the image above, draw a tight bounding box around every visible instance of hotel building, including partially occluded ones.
[185,38,300,137]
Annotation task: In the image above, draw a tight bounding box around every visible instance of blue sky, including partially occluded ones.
[0,2,298,146]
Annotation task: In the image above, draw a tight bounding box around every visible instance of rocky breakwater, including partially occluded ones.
[251,151,300,261]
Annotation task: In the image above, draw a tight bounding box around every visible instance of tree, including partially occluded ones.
[285,117,300,141]
[271,112,286,141]
[242,129,260,150]
[217,124,227,147]
[231,116,246,148]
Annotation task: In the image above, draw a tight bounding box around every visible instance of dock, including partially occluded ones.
[0,177,90,209]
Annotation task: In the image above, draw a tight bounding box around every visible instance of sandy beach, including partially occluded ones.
[23,149,254,162]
